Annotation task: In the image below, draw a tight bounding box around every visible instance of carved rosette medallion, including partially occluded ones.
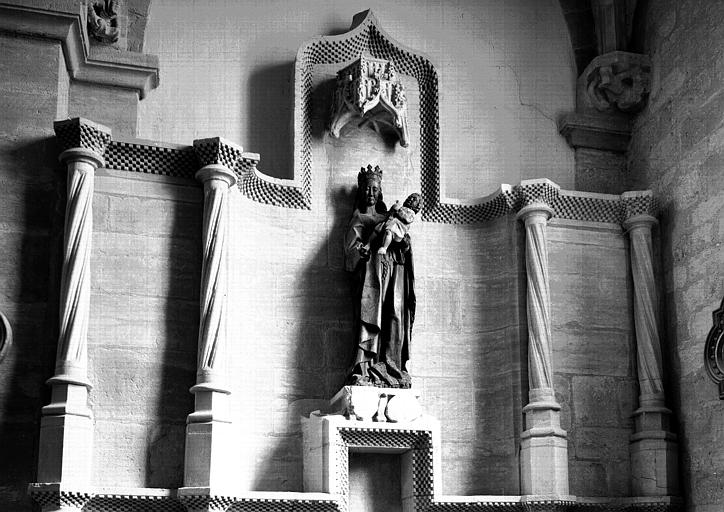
[583,51,651,113]
[705,297,724,399]
[330,53,410,147]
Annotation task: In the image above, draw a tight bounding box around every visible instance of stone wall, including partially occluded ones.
[138,0,575,199]
[628,1,724,510]
[0,33,68,511]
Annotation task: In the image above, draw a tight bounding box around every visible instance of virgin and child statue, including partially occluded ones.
[344,165,421,389]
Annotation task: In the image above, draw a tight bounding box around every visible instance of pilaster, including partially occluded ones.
[620,191,678,497]
[515,180,570,497]
[181,138,241,497]
[37,118,110,490]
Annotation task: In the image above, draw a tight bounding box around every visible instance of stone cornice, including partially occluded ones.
[54,117,112,155]
[0,1,159,98]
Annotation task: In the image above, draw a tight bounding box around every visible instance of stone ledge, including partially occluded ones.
[559,112,632,153]
[0,1,159,98]
[28,485,683,512]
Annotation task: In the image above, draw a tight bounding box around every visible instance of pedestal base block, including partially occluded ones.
[183,420,233,489]
[630,434,679,496]
[37,414,93,485]
[520,434,570,497]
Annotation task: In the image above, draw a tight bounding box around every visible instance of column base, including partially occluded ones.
[630,406,679,496]
[520,391,569,496]
[37,383,93,484]
[184,386,233,489]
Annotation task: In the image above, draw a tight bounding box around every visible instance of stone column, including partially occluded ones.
[182,138,241,495]
[515,180,569,497]
[36,119,110,496]
[621,191,678,496]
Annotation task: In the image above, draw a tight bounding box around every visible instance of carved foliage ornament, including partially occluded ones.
[87,0,119,44]
[704,296,724,399]
[330,53,410,147]
[584,51,651,113]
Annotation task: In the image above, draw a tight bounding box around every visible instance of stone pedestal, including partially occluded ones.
[630,406,679,496]
[302,412,441,512]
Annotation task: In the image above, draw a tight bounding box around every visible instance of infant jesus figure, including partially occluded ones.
[368,192,422,255]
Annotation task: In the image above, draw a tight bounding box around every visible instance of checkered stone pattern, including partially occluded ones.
[552,192,621,224]
[338,427,431,449]
[411,448,435,497]
[84,494,186,512]
[29,489,93,509]
[428,501,522,512]
[178,494,237,511]
[193,138,244,170]
[104,141,199,179]
[294,11,441,217]
[238,171,309,210]
[54,118,112,156]
[423,189,518,224]
[619,193,658,224]
[514,182,560,210]
[227,497,341,512]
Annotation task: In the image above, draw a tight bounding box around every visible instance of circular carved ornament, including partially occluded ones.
[0,311,11,362]
[704,296,724,399]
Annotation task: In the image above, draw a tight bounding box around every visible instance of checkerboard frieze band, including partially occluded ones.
[54,118,112,156]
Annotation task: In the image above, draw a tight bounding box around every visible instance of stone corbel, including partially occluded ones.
[87,0,120,45]
[580,51,651,115]
[36,118,111,490]
[330,53,410,147]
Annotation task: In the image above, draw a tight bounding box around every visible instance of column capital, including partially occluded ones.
[620,190,658,227]
[515,179,560,221]
[195,164,237,188]
[54,118,112,157]
[193,137,244,170]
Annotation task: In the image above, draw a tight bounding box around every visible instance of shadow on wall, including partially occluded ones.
[0,137,63,511]
[250,185,358,491]
[247,62,294,181]
[145,195,200,488]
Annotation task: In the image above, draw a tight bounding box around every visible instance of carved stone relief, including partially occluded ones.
[705,296,724,399]
[0,311,11,363]
[330,53,410,147]
[583,51,651,114]
[87,0,120,44]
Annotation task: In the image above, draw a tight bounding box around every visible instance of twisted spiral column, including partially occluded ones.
[52,149,102,386]
[624,215,664,405]
[183,163,237,490]
[622,206,679,496]
[517,200,569,497]
[194,165,236,389]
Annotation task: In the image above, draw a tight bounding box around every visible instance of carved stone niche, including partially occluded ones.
[579,51,651,114]
[330,53,410,147]
[704,296,724,399]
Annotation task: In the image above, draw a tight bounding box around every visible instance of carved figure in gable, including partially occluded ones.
[330,54,410,147]
[344,165,417,388]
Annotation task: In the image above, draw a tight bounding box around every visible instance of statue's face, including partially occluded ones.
[364,179,381,206]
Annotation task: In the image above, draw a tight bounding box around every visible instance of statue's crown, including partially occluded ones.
[358,164,383,184]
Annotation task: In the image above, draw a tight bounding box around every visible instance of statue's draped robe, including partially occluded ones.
[345,210,416,387]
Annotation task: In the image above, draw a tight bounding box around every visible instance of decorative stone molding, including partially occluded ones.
[581,51,651,114]
[55,117,113,156]
[704,296,724,399]
[558,112,632,153]
[87,0,120,44]
[330,53,410,147]
[0,310,11,362]
[0,1,159,98]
